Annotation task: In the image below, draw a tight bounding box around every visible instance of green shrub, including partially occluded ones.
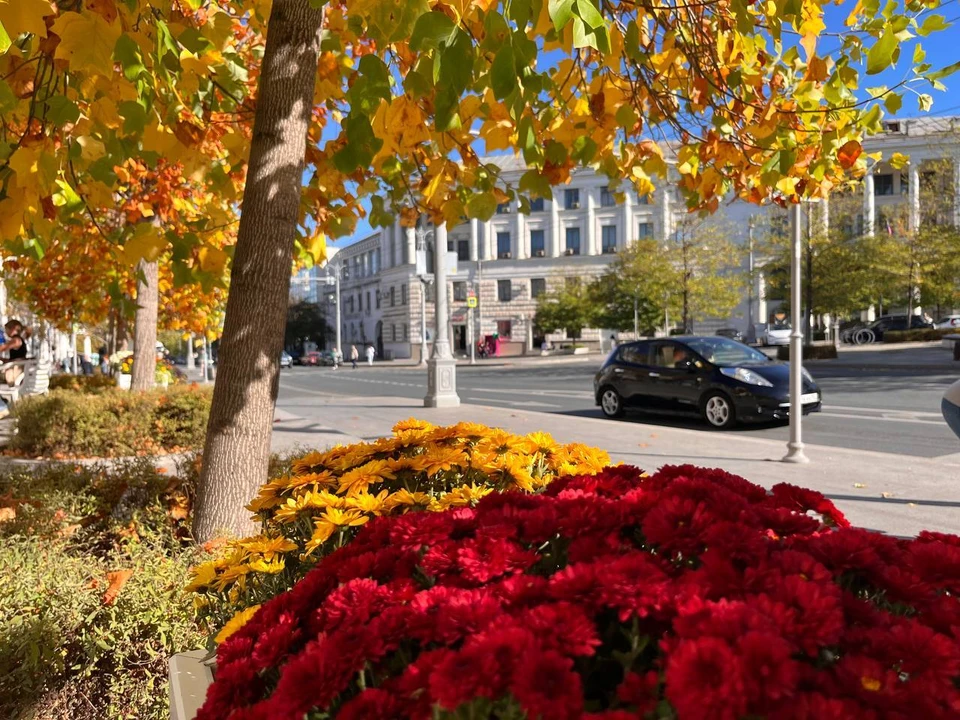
[12,386,211,458]
[883,328,957,343]
[776,343,838,361]
[0,462,207,720]
[49,374,118,393]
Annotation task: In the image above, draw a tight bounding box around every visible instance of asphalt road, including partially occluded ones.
[276,356,960,459]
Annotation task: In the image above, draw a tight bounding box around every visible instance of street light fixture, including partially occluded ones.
[782,202,809,464]
[415,224,433,367]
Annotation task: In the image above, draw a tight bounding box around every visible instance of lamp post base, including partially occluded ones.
[781,442,809,464]
[423,356,460,408]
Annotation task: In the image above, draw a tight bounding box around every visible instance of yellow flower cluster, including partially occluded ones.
[187,420,610,636]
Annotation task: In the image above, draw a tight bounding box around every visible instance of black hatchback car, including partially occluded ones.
[594,336,821,429]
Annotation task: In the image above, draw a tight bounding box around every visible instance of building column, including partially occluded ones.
[514,204,526,259]
[469,218,479,261]
[757,271,767,326]
[481,220,493,260]
[550,193,561,257]
[660,185,672,240]
[585,189,597,255]
[405,226,416,265]
[908,163,921,235]
[622,186,633,248]
[863,173,875,237]
[819,195,829,236]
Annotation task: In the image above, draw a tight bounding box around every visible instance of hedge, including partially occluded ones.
[775,343,838,361]
[11,386,212,458]
[883,328,958,343]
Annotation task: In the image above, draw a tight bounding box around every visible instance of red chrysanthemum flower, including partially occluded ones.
[664,636,747,720]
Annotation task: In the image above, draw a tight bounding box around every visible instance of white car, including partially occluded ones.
[763,324,792,346]
[935,315,960,329]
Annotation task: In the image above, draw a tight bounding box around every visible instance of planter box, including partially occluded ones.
[170,650,215,720]
[116,373,131,390]
[776,343,838,361]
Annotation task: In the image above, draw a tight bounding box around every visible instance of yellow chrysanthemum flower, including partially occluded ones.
[344,489,389,515]
[320,507,370,528]
[384,489,436,512]
[393,418,435,433]
[520,431,559,455]
[215,605,261,644]
[338,459,397,496]
[237,535,298,561]
[438,484,494,509]
[419,446,467,476]
[302,520,337,557]
[185,561,219,593]
[272,490,344,523]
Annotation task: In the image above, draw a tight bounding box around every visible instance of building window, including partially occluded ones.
[497,232,512,259]
[874,174,894,196]
[376,290,381,309]
[530,229,546,256]
[497,320,512,338]
[637,222,653,239]
[637,192,650,205]
[497,202,512,214]
[391,324,396,341]
[531,278,546,298]
[390,287,396,306]
[498,279,512,302]
[601,225,617,253]
[453,281,467,302]
[565,227,581,255]
[457,239,469,261]
[600,187,616,207]
[348,297,355,313]
[366,291,371,312]
[401,284,408,305]
[530,197,545,212]
[564,188,580,210]
[357,293,362,312]
[372,248,380,274]
[403,324,408,340]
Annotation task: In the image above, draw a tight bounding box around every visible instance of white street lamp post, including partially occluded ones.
[419,279,429,367]
[424,223,460,407]
[783,202,809,464]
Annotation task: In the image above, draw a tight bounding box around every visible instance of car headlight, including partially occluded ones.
[720,367,773,387]
[802,367,815,384]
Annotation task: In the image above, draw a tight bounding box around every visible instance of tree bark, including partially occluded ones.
[193,0,325,542]
[130,260,159,390]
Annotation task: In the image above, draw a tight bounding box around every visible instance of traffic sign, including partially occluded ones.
[466,297,477,308]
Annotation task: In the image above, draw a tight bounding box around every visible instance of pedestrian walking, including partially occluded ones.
[350,344,359,369]
[365,344,375,366]
[332,347,339,369]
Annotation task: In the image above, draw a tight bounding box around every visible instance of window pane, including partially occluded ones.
[564,189,580,209]
[601,225,617,253]
[874,174,894,196]
[619,345,648,365]
[637,192,650,205]
[531,278,546,298]
[497,232,511,258]
[497,202,511,214]
[530,229,545,255]
[457,239,469,261]
[600,188,616,207]
[637,222,653,239]
[565,227,581,255]
[530,197,545,212]
[497,320,512,338]
[453,282,467,301]
[498,279,511,302]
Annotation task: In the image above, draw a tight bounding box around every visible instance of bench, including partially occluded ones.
[0,359,51,406]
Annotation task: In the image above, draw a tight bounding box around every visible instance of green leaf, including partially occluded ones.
[348,54,392,114]
[177,28,213,54]
[509,0,534,26]
[884,92,902,115]
[866,29,897,75]
[466,192,498,221]
[45,96,81,126]
[434,84,461,131]
[119,101,147,135]
[574,0,604,30]
[913,45,926,64]
[491,45,517,100]
[332,114,382,173]
[439,30,474,95]
[917,93,933,112]
[0,21,10,54]
[53,180,83,212]
[548,0,575,31]
[544,140,567,165]
[927,60,960,82]
[862,103,883,133]
[917,14,950,37]
[519,170,552,199]
[114,35,147,82]
[0,80,16,115]
[615,104,638,130]
[410,11,457,51]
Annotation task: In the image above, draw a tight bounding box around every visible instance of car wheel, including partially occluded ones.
[702,392,736,429]
[599,387,624,418]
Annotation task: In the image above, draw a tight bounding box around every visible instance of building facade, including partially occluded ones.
[294,117,960,357]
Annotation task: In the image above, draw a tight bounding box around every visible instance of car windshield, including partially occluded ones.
[769,321,790,330]
[685,338,770,366]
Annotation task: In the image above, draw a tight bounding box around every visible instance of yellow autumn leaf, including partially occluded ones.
[122,224,168,265]
[142,123,179,155]
[51,11,122,75]
[0,185,26,240]
[0,0,52,39]
[198,246,228,274]
[77,136,106,163]
[304,230,327,264]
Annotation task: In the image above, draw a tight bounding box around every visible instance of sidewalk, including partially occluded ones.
[272,393,960,538]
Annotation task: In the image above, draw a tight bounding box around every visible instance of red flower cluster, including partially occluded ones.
[199,465,960,720]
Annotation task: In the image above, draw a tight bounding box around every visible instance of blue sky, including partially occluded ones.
[326,6,960,248]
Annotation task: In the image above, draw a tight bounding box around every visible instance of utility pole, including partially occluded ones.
[783,202,809,464]
[747,218,754,340]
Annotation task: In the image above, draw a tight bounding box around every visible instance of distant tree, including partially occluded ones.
[535,280,596,341]
[670,218,744,332]
[590,239,677,334]
[284,302,328,352]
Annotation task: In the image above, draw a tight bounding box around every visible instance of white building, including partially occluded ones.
[293,116,960,358]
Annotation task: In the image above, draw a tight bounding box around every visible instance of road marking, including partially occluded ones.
[467,387,594,399]
[820,411,946,426]
[824,404,943,417]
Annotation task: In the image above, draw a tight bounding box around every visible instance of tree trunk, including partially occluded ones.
[193,0,326,542]
[130,260,159,391]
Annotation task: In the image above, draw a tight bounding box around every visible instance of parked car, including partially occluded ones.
[865,314,934,341]
[318,350,338,366]
[715,327,744,343]
[301,351,322,366]
[280,351,293,369]
[762,321,791,346]
[594,336,821,429]
[935,315,960,329]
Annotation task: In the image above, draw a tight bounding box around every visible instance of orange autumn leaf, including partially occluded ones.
[837,140,862,170]
[102,569,134,605]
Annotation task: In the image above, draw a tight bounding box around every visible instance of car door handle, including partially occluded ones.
[648,372,660,377]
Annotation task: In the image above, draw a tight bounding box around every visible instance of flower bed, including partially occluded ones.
[199,464,960,719]
[188,420,610,635]
[10,385,211,458]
